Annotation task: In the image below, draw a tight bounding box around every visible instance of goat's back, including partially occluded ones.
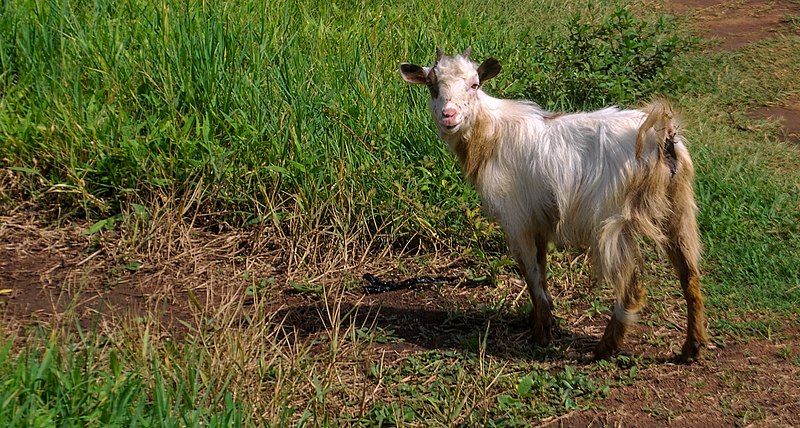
[478,103,676,246]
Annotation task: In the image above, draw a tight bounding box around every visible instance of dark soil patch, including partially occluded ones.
[670,0,800,51]
[0,214,145,335]
[749,100,800,144]
[0,210,278,340]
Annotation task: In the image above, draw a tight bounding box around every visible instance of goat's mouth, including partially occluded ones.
[439,118,461,133]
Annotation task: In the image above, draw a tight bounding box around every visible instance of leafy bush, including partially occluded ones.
[509,8,696,111]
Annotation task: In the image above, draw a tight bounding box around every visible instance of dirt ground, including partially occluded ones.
[2,1,800,426]
[2,208,800,427]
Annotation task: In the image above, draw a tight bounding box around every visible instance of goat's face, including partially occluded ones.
[400,48,501,135]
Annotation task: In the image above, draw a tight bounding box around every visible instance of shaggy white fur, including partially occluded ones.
[400,48,708,361]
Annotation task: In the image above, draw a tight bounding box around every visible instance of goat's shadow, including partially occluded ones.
[268,288,603,362]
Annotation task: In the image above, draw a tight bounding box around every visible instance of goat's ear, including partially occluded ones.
[461,46,472,59]
[399,63,429,84]
[477,57,502,83]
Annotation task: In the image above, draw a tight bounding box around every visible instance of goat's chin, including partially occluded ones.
[438,122,462,135]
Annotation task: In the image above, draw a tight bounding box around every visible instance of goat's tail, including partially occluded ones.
[636,99,679,169]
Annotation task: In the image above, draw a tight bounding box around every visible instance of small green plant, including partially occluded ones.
[289,281,324,297]
[585,300,608,319]
[495,366,610,421]
[364,402,416,426]
[355,326,402,345]
[776,345,792,360]
[245,276,277,297]
[783,14,800,31]
[642,403,677,420]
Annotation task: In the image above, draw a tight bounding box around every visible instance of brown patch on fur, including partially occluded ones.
[453,108,501,186]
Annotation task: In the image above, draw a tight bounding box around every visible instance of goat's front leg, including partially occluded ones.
[508,231,553,347]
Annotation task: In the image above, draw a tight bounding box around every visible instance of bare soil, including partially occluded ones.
[670,0,800,51]
[2,1,800,426]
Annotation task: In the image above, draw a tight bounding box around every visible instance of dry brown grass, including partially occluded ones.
[3,197,800,426]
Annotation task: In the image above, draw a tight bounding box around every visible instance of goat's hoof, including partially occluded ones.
[531,330,552,348]
[679,339,706,363]
[593,339,619,361]
[592,347,614,361]
[530,318,554,347]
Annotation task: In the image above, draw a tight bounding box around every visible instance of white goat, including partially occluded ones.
[400,47,707,361]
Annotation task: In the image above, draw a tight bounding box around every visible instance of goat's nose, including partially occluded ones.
[442,107,457,118]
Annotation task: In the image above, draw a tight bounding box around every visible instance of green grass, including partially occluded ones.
[2,0,800,425]
[676,37,800,326]
[0,0,681,252]
[0,332,247,427]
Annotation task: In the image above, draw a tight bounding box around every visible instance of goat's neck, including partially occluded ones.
[444,105,499,187]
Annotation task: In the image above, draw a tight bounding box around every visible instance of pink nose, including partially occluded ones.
[442,107,457,118]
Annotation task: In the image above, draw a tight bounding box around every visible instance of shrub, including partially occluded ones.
[507,8,696,111]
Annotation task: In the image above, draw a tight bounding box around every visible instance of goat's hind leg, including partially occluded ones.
[594,271,645,360]
[665,214,707,362]
[665,154,708,362]
[594,218,646,360]
[667,244,707,362]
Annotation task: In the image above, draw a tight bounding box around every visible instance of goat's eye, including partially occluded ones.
[471,83,479,90]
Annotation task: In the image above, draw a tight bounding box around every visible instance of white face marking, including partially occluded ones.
[428,56,481,135]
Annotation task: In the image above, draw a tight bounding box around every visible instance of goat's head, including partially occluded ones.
[400,47,501,135]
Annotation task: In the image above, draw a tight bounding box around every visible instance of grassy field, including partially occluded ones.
[1,0,799,425]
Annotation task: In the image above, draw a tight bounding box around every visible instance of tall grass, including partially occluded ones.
[0,0,682,256]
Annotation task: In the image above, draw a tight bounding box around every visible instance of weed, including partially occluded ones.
[585,300,609,320]
[289,281,324,298]
[493,366,610,423]
[642,403,677,421]
[783,14,800,31]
